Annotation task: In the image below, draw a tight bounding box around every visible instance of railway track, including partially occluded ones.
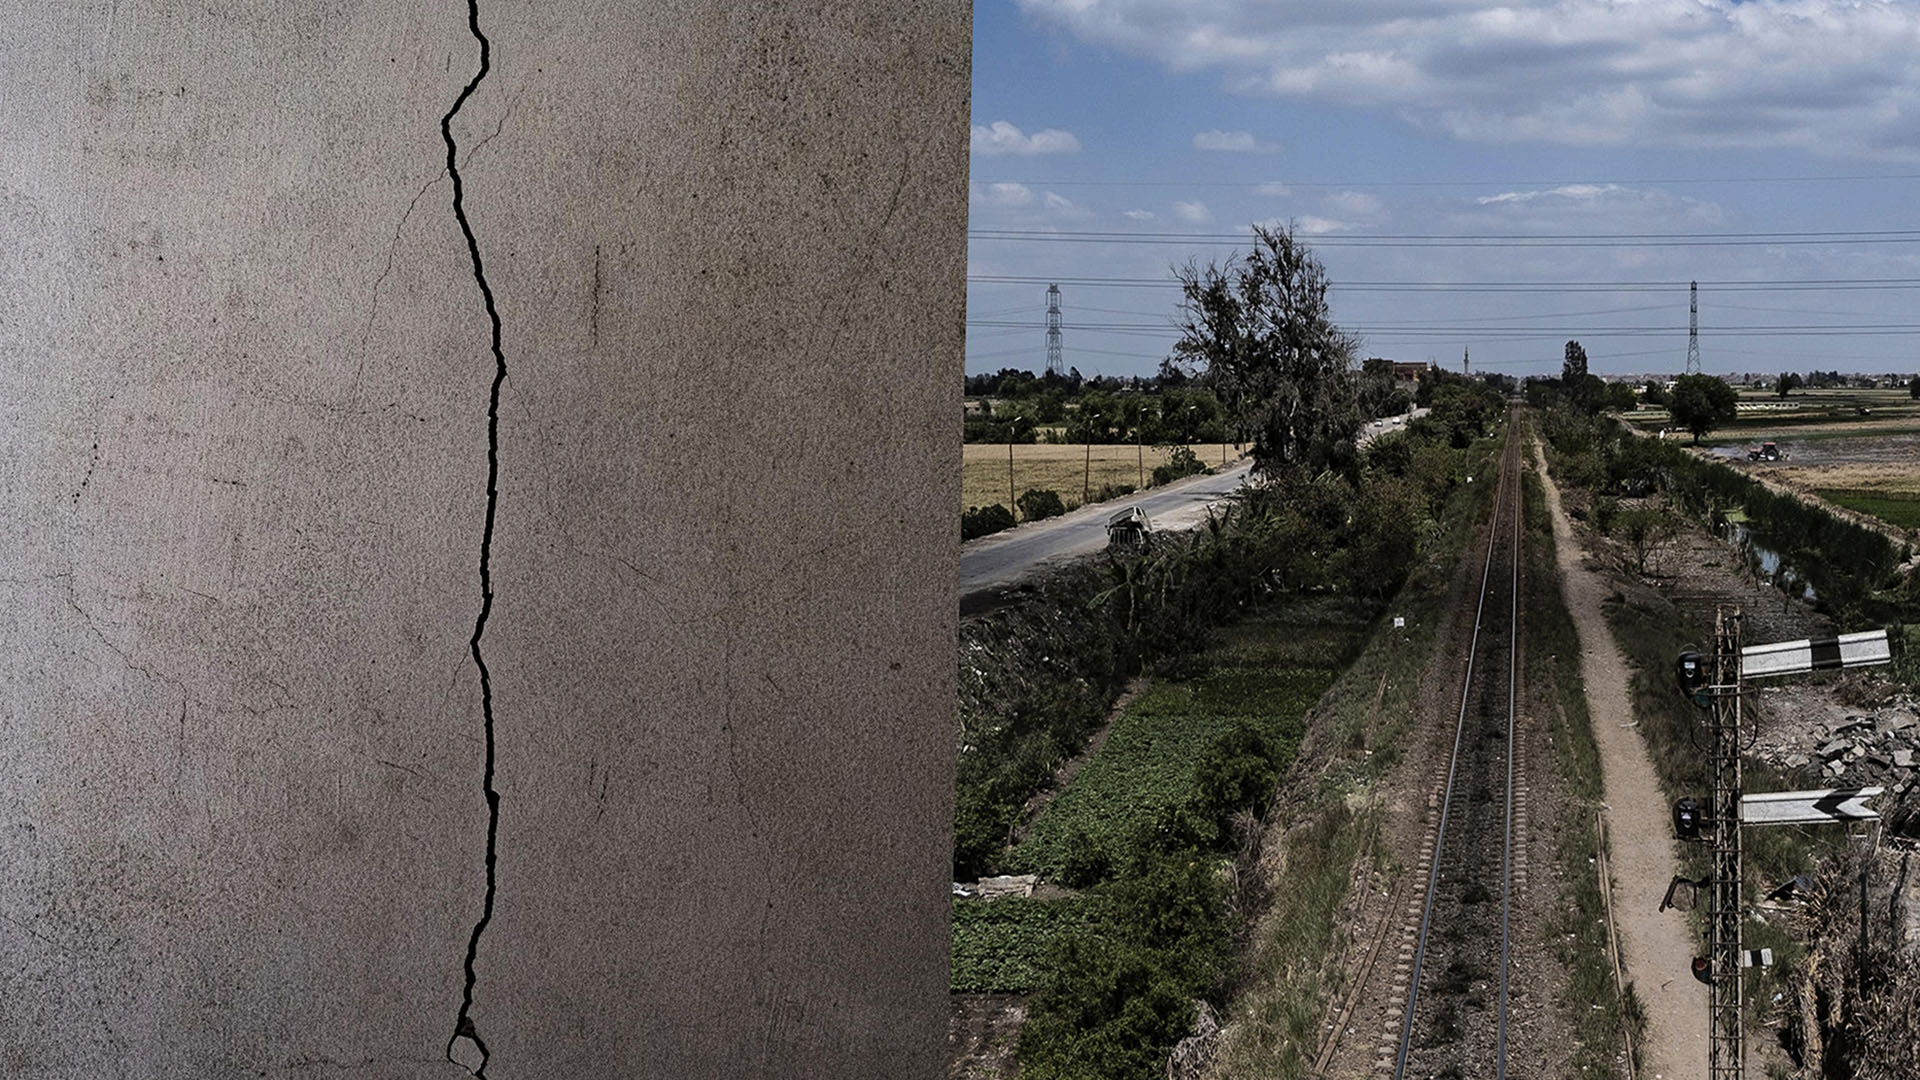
[1393,426,1525,1080]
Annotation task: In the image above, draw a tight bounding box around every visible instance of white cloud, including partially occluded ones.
[1123,208,1158,221]
[1325,190,1387,223]
[1297,215,1352,234]
[968,183,1092,222]
[970,120,1082,156]
[1193,129,1282,154]
[970,182,1036,209]
[1172,200,1214,224]
[1253,182,1292,197]
[1476,183,1620,206]
[1016,0,1920,158]
[1463,182,1727,227]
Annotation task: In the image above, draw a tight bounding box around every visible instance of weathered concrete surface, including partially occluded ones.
[0,3,966,1077]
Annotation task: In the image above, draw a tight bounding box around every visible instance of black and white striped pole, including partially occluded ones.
[1739,629,1893,680]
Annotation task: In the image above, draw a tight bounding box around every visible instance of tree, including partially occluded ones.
[1909,375,1920,400]
[1428,381,1501,448]
[1562,340,1589,385]
[1618,505,1678,575]
[1155,387,1223,443]
[1775,372,1793,399]
[1668,373,1739,443]
[1603,381,1638,412]
[1167,223,1361,477]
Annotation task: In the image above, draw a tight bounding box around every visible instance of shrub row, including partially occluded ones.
[1540,408,1909,622]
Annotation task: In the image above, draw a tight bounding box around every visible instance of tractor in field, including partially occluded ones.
[1747,441,1781,462]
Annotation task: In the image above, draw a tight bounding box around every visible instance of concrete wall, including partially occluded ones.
[0,3,966,1076]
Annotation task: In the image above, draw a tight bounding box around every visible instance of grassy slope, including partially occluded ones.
[1207,435,1504,1079]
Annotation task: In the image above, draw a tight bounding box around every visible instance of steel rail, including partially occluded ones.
[1393,428,1522,1080]
[1497,429,1520,1080]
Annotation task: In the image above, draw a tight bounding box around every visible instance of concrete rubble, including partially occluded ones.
[1752,695,1920,832]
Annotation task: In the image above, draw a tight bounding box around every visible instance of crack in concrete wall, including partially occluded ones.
[439,1,506,1075]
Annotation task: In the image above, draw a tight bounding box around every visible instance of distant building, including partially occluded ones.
[1363,357,1433,387]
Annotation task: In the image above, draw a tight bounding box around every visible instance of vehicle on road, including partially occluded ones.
[1106,506,1151,549]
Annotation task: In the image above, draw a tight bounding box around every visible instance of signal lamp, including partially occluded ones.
[1673,797,1702,841]
[1676,650,1711,707]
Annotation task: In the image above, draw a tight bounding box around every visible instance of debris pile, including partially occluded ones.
[1755,697,1919,779]
[1752,697,1920,834]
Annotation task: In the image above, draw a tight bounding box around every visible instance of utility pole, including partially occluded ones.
[1045,283,1063,377]
[1687,281,1702,376]
[1707,606,1744,1080]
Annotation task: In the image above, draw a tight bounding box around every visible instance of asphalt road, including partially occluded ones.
[958,457,1255,596]
[958,411,1424,602]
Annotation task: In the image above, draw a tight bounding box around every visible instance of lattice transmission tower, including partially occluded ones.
[1686,280,1701,375]
[1045,283,1063,376]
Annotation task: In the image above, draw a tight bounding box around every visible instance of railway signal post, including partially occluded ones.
[1705,608,1744,1080]
[1680,622,1896,1080]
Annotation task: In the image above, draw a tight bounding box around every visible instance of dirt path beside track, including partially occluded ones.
[1532,438,1708,1080]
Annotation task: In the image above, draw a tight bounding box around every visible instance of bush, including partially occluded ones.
[1591,495,1620,535]
[1185,720,1280,844]
[1018,850,1228,1080]
[963,418,1040,444]
[961,503,1017,541]
[1150,445,1210,486]
[1017,935,1199,1080]
[1093,482,1136,503]
[1018,488,1068,521]
[1056,825,1114,888]
[953,779,1021,880]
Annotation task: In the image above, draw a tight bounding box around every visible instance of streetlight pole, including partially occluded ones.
[1008,435,1015,511]
[1008,417,1023,512]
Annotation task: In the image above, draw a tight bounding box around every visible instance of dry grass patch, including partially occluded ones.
[961,442,1245,512]
[1767,462,1920,495]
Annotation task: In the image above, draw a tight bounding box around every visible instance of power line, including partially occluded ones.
[972,172,1920,190]
[968,274,1920,293]
[975,227,1920,240]
[969,227,1920,248]
[967,319,1920,333]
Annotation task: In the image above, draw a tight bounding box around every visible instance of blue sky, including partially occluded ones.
[967,0,1920,378]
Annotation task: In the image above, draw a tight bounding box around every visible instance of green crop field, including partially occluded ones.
[950,895,1106,993]
[1002,600,1374,880]
[1815,488,1920,530]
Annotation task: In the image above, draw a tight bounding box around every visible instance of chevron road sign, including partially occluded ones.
[1740,629,1891,679]
[1739,787,1884,827]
